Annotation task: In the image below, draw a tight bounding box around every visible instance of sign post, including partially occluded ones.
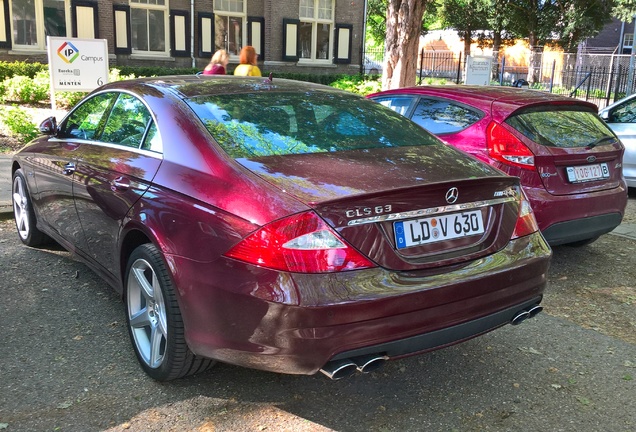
[464,56,492,86]
[47,37,109,110]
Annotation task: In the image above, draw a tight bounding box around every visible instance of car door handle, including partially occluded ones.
[63,162,75,175]
[111,176,130,191]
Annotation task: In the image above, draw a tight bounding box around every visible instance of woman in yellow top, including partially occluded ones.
[233,46,262,77]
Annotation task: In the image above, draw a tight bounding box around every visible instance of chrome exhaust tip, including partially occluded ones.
[511,310,531,325]
[319,359,358,380]
[352,354,388,374]
[527,304,543,318]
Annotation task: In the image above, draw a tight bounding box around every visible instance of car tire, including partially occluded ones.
[125,243,215,381]
[565,236,600,247]
[12,169,50,247]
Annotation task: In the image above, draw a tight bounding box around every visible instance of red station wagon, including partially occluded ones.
[368,86,628,246]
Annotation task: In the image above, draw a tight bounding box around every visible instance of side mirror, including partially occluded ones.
[39,117,57,135]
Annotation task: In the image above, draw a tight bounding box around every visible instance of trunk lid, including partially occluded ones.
[238,145,525,271]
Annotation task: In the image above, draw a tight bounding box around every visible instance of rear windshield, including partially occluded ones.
[506,108,617,148]
[186,91,440,158]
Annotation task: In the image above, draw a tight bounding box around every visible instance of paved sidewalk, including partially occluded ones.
[2,152,636,241]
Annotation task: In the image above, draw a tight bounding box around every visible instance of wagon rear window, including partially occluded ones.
[506,108,616,148]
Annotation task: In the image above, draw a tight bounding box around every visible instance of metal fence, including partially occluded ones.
[361,48,636,109]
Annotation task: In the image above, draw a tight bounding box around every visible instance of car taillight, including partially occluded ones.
[511,195,540,239]
[486,121,535,170]
[224,211,377,273]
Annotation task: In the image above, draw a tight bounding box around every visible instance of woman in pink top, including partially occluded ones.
[203,50,229,75]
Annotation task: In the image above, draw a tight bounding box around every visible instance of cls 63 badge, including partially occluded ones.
[346,205,392,218]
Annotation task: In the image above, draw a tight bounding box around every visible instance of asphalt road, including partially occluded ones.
[1,210,635,431]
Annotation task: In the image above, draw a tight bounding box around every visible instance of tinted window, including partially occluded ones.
[141,122,162,153]
[101,93,152,148]
[373,96,415,116]
[609,99,636,123]
[187,92,441,158]
[506,108,616,148]
[59,93,116,140]
[411,98,482,134]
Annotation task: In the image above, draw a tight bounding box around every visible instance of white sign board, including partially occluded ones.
[47,36,109,92]
[464,56,492,86]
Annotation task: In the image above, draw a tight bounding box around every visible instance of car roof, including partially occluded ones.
[97,75,347,100]
[368,85,599,119]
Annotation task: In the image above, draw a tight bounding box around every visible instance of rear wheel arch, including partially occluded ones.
[119,228,153,294]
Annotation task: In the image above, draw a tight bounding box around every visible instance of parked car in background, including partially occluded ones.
[368,86,628,246]
[599,94,636,188]
[11,76,551,381]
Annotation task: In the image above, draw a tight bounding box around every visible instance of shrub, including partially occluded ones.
[3,74,49,103]
[0,105,39,143]
[329,75,382,95]
[0,61,47,81]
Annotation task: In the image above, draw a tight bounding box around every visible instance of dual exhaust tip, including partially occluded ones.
[320,303,544,380]
[511,304,543,325]
[320,354,388,380]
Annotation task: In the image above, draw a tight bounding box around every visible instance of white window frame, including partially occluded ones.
[9,0,71,51]
[213,0,246,59]
[298,0,333,64]
[624,33,633,52]
[129,0,170,57]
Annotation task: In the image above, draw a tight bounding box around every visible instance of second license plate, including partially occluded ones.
[394,210,485,249]
[566,163,609,183]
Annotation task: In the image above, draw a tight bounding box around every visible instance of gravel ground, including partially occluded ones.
[0,194,635,431]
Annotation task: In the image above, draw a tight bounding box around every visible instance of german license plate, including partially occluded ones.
[566,163,609,183]
[394,210,485,249]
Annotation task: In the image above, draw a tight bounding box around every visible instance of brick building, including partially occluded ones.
[581,17,633,54]
[0,0,365,74]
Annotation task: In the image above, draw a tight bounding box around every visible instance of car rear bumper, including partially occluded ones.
[526,183,627,246]
[168,232,551,376]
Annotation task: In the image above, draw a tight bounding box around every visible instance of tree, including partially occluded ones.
[438,0,490,60]
[507,1,613,83]
[612,0,636,21]
[383,0,433,90]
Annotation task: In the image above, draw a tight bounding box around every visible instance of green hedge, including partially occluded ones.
[0,61,48,81]
[0,60,366,85]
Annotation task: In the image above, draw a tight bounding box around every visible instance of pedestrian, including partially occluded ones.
[233,46,262,77]
[202,49,229,75]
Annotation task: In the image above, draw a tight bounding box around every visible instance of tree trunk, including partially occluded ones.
[492,31,502,80]
[462,30,472,61]
[382,0,430,90]
[526,32,542,84]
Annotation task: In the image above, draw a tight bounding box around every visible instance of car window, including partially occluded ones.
[372,96,415,116]
[186,91,441,159]
[506,108,616,148]
[609,98,636,123]
[59,93,116,140]
[411,98,482,134]
[101,93,152,148]
[141,122,163,153]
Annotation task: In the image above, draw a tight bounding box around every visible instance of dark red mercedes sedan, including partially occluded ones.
[11,76,551,381]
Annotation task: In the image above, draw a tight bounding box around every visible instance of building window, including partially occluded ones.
[624,33,633,54]
[11,0,69,49]
[130,0,168,55]
[214,0,245,57]
[299,0,333,62]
